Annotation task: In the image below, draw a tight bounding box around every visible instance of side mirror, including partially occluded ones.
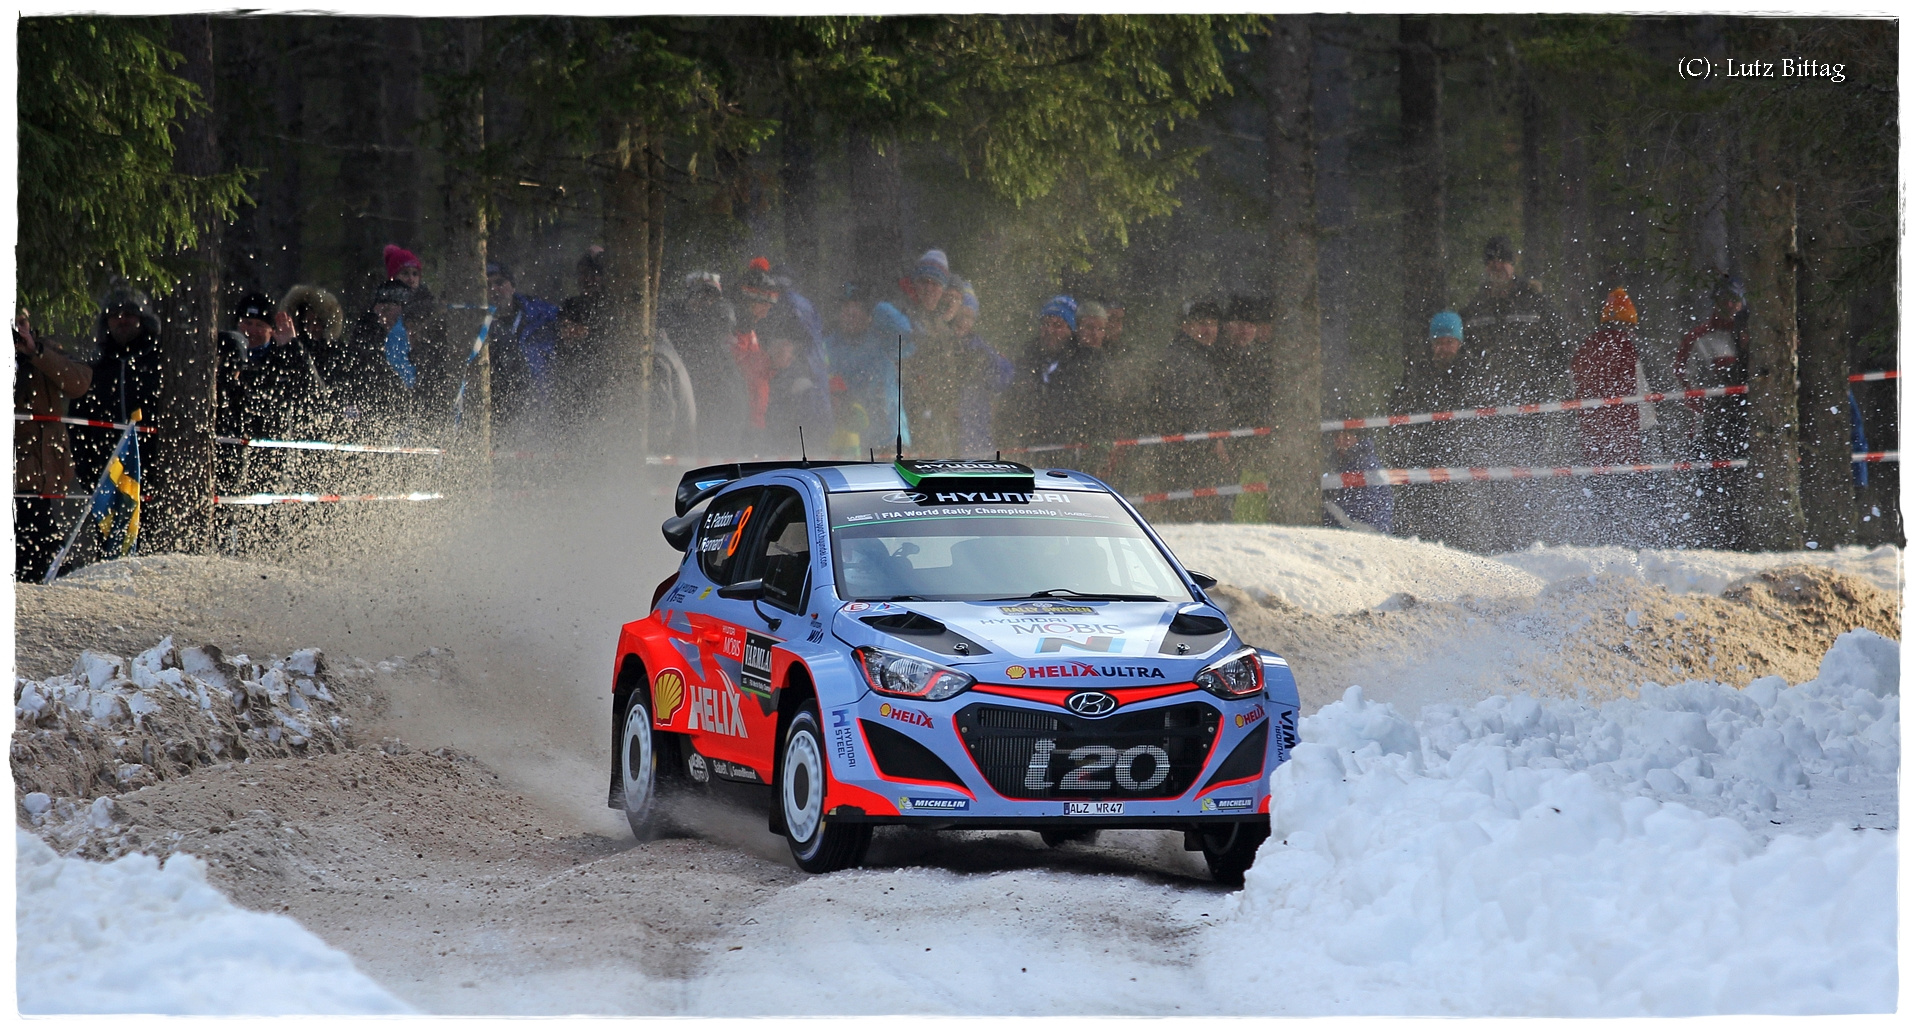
[1188,571,1218,590]
[717,578,766,601]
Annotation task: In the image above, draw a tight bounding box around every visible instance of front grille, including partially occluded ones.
[955,702,1221,800]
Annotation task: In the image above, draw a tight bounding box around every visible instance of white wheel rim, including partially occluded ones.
[622,701,654,817]
[783,727,824,845]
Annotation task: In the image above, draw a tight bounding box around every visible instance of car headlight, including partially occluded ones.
[853,647,976,702]
[1194,647,1263,699]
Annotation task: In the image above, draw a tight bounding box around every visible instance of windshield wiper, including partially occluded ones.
[1015,588,1167,603]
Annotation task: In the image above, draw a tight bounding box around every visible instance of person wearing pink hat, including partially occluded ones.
[377,244,455,425]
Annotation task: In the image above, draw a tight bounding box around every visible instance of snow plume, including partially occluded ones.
[1214,629,1898,1015]
[14,829,409,1014]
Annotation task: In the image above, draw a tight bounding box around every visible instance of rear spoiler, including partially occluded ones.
[673,460,869,516]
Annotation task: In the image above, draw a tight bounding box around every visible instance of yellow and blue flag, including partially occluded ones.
[90,422,141,558]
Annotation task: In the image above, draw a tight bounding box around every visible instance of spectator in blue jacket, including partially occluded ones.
[486,261,561,432]
[827,280,914,454]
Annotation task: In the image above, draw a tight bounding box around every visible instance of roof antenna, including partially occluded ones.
[799,426,808,466]
[868,447,875,463]
[894,332,905,462]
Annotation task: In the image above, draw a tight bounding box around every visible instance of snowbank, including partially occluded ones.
[14,829,409,1014]
[1155,524,1546,614]
[1155,523,1898,615]
[1213,629,1899,1014]
[1491,541,1901,598]
[14,637,352,802]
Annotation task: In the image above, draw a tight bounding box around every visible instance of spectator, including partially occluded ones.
[383,245,456,424]
[332,280,414,433]
[899,252,965,455]
[760,308,834,455]
[282,284,344,410]
[485,261,561,435]
[1387,310,1482,545]
[658,271,746,460]
[1570,288,1662,543]
[1101,298,1128,351]
[1323,429,1394,534]
[1675,274,1751,458]
[1459,235,1571,403]
[769,266,838,447]
[1147,298,1233,521]
[216,291,326,489]
[825,280,913,456]
[951,281,1015,455]
[1458,235,1572,550]
[70,284,164,484]
[1570,288,1654,465]
[998,295,1079,448]
[733,257,781,437]
[561,245,615,416]
[14,310,93,581]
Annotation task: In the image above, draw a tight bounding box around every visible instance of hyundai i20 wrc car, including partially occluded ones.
[606,457,1300,882]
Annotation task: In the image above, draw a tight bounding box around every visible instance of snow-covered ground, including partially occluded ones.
[14,829,407,1014]
[1209,628,1898,1015]
[1156,523,1900,614]
[14,528,1900,1014]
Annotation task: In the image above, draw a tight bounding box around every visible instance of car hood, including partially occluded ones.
[833,597,1238,684]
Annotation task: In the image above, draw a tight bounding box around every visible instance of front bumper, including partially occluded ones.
[822,683,1292,823]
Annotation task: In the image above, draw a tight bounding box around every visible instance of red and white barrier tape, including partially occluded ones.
[12,493,91,500]
[1851,370,1898,382]
[1007,384,1754,455]
[13,414,155,434]
[1322,385,1747,432]
[215,436,444,455]
[214,491,444,506]
[1852,450,1900,463]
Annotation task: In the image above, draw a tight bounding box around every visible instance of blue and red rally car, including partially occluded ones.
[607,458,1299,881]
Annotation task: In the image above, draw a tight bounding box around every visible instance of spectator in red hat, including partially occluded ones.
[732,256,780,435]
[1570,287,1653,465]
[380,244,455,424]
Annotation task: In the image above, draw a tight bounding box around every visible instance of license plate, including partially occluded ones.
[1065,801,1124,816]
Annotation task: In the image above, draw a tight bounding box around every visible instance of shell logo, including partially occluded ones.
[878,703,893,718]
[1005,665,1027,680]
[653,670,686,723]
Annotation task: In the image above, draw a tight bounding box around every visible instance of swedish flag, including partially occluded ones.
[91,420,141,558]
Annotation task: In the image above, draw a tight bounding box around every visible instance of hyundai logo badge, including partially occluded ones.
[1065,691,1118,717]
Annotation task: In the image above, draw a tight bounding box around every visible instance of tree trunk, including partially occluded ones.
[1557,109,1591,320]
[1264,16,1323,526]
[603,118,654,453]
[1737,144,1806,550]
[337,18,385,301]
[847,128,905,287]
[1519,72,1548,285]
[147,14,221,554]
[380,17,425,252]
[266,17,306,294]
[1795,178,1854,548]
[1397,15,1446,361]
[437,19,489,458]
[780,108,820,290]
[1312,22,1354,411]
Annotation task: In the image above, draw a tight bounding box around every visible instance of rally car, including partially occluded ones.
[606,457,1299,882]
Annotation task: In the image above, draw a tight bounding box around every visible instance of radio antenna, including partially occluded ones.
[799,426,808,465]
[894,332,905,462]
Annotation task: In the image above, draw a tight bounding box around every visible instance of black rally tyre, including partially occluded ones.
[781,701,871,873]
[620,690,662,839]
[1201,820,1271,885]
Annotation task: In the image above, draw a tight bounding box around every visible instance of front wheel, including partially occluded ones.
[620,693,661,838]
[781,701,871,873]
[1200,820,1270,885]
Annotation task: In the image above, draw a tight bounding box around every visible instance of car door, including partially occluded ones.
[708,485,815,773]
[672,487,764,775]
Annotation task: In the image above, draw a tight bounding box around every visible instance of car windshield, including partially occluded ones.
[827,487,1192,603]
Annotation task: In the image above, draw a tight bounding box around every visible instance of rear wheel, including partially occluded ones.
[782,701,871,873]
[1200,820,1271,885]
[620,693,661,838]
[1039,829,1100,848]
